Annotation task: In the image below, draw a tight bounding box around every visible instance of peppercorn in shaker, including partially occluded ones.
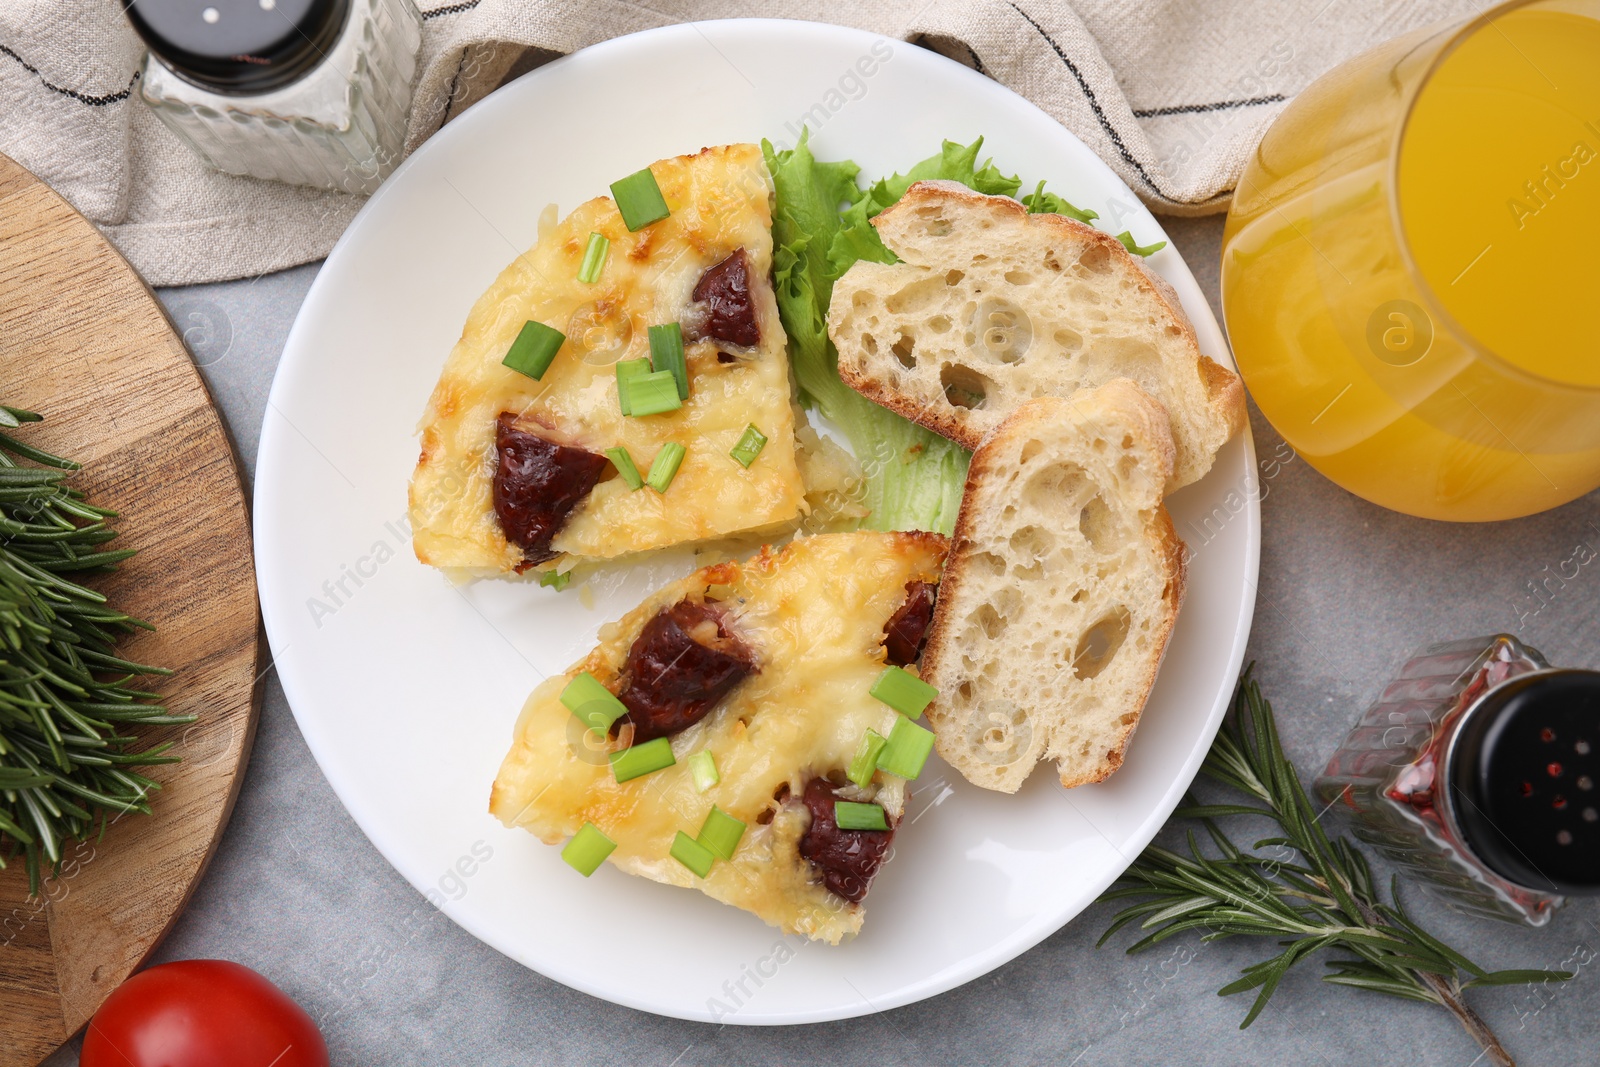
[1316,635,1600,926]
[124,0,422,194]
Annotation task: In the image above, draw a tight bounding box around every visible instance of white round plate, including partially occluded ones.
[255,19,1259,1024]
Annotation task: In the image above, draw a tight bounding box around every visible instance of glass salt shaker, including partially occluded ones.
[124,0,422,195]
[1316,635,1600,926]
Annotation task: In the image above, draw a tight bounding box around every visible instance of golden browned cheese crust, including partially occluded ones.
[409,144,805,575]
[489,531,948,943]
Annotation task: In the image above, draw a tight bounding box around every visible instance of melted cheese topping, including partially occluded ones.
[489,531,948,943]
[410,144,804,573]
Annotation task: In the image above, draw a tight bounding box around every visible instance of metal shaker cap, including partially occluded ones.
[123,0,349,94]
[1448,668,1600,895]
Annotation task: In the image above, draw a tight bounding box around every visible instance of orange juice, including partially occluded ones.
[1222,1,1600,521]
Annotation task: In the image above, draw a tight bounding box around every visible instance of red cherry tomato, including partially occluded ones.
[81,959,329,1067]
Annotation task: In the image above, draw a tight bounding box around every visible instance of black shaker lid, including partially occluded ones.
[1449,669,1600,895]
[123,0,349,94]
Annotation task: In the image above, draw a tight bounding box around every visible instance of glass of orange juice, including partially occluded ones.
[1222,0,1600,521]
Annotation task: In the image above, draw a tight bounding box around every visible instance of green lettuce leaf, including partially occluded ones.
[762,133,1118,535]
[764,134,970,534]
[1020,180,1098,224]
[1115,230,1169,256]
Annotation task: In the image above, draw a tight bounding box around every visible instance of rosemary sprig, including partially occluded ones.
[0,404,191,897]
[1099,668,1571,1067]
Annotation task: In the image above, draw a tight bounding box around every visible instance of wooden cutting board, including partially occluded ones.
[0,154,261,1065]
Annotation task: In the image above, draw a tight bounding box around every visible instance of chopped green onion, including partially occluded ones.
[648,322,689,400]
[730,424,768,469]
[615,358,651,416]
[610,736,675,783]
[627,370,682,417]
[561,822,616,876]
[610,168,671,231]
[646,442,687,493]
[689,750,720,793]
[834,800,890,832]
[578,232,610,283]
[847,728,888,788]
[560,672,626,734]
[877,714,936,780]
[869,666,938,719]
[697,806,746,860]
[502,320,565,380]
[539,569,571,591]
[670,830,716,878]
[1115,230,1167,257]
[605,446,643,490]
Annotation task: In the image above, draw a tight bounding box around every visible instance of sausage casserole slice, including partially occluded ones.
[490,531,947,944]
[409,144,806,576]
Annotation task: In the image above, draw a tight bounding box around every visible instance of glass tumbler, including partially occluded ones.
[1221,0,1600,521]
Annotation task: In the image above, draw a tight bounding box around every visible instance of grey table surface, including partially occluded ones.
[40,215,1600,1067]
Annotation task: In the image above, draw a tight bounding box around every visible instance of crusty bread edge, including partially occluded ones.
[836,360,988,450]
[920,388,1189,792]
[833,181,1246,482]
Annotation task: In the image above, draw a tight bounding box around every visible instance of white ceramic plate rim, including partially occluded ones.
[255,18,1259,1024]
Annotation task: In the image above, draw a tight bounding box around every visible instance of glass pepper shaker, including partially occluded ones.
[123,0,422,195]
[1316,634,1600,926]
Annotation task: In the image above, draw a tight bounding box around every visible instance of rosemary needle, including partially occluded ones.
[0,404,188,897]
[1098,669,1571,1067]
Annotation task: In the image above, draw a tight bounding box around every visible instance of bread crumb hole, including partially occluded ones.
[892,334,917,369]
[1044,251,1063,271]
[1019,439,1044,464]
[1072,607,1130,680]
[1052,327,1083,352]
[1025,461,1086,499]
[969,298,1032,364]
[972,551,1007,578]
[941,364,991,409]
[965,699,1032,767]
[863,333,878,355]
[1079,495,1116,552]
[913,205,951,236]
[928,315,952,334]
[972,603,1006,640]
[1008,524,1056,560]
[1120,434,1135,450]
[945,269,965,286]
[888,278,948,315]
[1004,270,1035,286]
[1077,245,1112,274]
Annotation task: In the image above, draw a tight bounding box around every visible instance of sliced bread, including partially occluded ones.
[919,380,1187,792]
[827,180,1243,490]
